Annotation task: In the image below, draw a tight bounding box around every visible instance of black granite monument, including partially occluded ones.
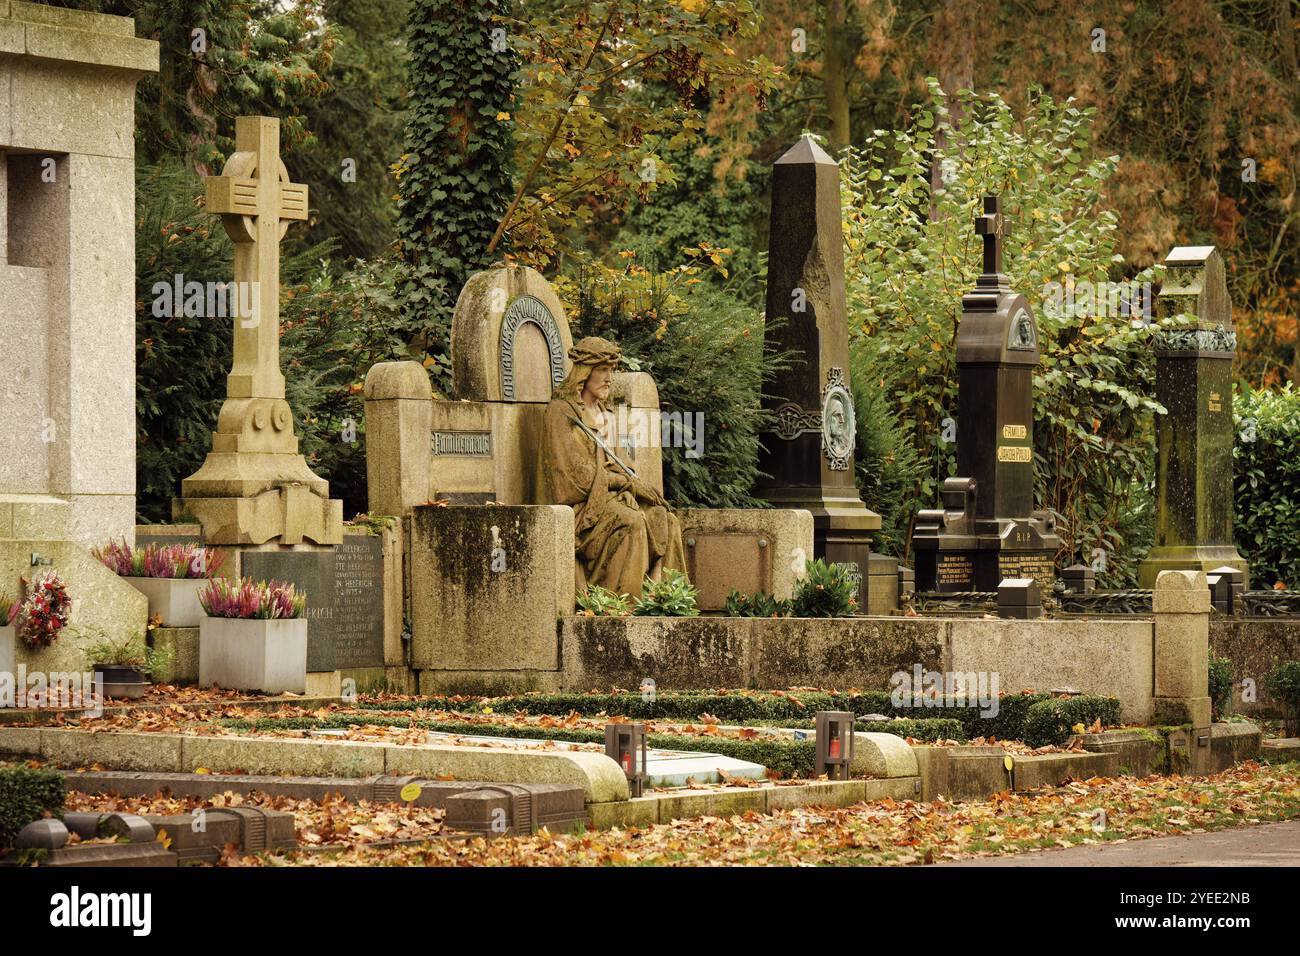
[912,196,1061,592]
[754,136,882,609]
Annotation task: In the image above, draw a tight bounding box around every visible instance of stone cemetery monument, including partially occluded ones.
[363,265,815,691]
[0,2,155,670]
[755,136,892,611]
[1137,246,1249,587]
[174,115,344,693]
[911,196,1061,592]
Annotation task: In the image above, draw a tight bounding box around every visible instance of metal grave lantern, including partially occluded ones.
[815,711,855,780]
[605,722,649,797]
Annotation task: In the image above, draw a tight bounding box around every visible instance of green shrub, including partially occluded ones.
[890,692,1053,742]
[792,559,859,618]
[575,585,631,617]
[1234,385,1300,588]
[1022,695,1123,748]
[567,260,784,508]
[842,83,1165,578]
[724,589,792,618]
[857,717,965,742]
[397,0,517,396]
[1265,661,1300,735]
[634,570,699,617]
[1209,656,1234,719]
[0,763,66,848]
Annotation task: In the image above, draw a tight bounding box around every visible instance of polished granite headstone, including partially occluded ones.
[332,533,385,669]
[753,136,881,609]
[912,196,1060,592]
[240,548,337,672]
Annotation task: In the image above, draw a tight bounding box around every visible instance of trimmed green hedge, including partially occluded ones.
[359,690,897,723]
[1022,696,1122,748]
[1234,385,1300,589]
[0,763,65,848]
[354,689,1121,744]
[858,718,965,741]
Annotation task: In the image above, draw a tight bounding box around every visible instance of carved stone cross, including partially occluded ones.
[206,115,308,401]
[974,194,1004,277]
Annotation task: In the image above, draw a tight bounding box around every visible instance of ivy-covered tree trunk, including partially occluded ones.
[397,0,517,394]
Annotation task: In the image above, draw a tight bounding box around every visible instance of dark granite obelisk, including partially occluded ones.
[754,137,881,608]
[1137,246,1249,587]
[911,196,1060,592]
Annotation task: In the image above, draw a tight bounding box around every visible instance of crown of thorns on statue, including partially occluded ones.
[567,337,621,367]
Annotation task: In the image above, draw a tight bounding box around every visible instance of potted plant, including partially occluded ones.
[83,631,176,700]
[0,593,17,677]
[93,539,225,627]
[198,578,307,694]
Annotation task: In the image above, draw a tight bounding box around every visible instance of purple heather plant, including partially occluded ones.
[198,578,306,620]
[93,539,226,579]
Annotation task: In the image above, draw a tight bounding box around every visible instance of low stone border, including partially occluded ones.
[0,695,341,726]
[0,726,628,803]
[587,777,921,829]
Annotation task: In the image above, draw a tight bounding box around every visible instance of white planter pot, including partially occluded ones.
[125,577,208,627]
[0,625,14,677]
[199,617,307,695]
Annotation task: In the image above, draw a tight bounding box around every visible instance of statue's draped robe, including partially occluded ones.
[544,397,686,597]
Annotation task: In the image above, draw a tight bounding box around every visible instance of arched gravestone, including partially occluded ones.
[451,266,573,404]
[498,293,567,402]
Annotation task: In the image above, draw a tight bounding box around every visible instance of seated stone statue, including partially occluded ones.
[543,336,687,597]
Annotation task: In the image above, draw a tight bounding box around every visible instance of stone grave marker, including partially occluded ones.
[331,532,385,670]
[753,136,883,610]
[911,196,1061,592]
[1137,246,1249,587]
[175,115,342,547]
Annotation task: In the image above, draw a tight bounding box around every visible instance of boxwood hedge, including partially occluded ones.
[0,763,66,848]
[1022,696,1122,748]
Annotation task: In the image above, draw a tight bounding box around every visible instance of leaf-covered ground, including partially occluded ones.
[100,759,1295,867]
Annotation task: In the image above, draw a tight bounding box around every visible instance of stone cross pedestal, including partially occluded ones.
[753,136,881,610]
[911,196,1060,592]
[1137,246,1248,587]
[176,115,342,546]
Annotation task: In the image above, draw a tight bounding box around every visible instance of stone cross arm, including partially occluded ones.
[207,175,308,223]
[974,195,1004,276]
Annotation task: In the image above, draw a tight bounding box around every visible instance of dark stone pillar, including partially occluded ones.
[1138,246,1249,587]
[754,137,881,609]
[911,196,1060,592]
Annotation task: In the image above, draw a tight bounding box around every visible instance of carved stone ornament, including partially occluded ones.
[773,402,822,440]
[820,366,855,470]
[499,294,567,400]
[1007,307,1037,350]
[1154,324,1237,354]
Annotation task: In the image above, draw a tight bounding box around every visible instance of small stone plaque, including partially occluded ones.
[685,533,770,611]
[333,534,385,669]
[240,550,337,672]
[936,553,974,589]
[997,551,1055,591]
[432,431,492,457]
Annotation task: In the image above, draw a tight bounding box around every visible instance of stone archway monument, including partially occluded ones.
[176,116,343,546]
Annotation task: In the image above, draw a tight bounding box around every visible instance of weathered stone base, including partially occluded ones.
[148,627,199,684]
[0,538,147,674]
[1138,547,1250,589]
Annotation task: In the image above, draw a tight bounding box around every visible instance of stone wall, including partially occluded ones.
[558,615,1154,719]
[1210,616,1300,716]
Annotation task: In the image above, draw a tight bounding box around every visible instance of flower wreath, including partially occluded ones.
[17,570,72,650]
